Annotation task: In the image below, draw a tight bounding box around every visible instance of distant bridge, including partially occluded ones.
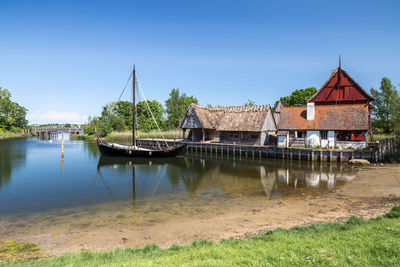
[32,128,83,136]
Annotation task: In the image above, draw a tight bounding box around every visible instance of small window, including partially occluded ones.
[296,131,303,138]
[320,131,328,140]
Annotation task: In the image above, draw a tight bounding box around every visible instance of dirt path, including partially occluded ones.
[5,164,400,257]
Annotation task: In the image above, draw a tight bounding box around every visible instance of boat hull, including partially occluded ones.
[97,139,187,158]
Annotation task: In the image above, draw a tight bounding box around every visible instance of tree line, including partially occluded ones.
[371,78,400,135]
[0,87,28,132]
[87,88,198,136]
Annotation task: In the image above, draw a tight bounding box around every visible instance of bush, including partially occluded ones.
[385,206,400,218]
[97,118,113,137]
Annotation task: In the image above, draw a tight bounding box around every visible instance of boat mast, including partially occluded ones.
[132,64,136,146]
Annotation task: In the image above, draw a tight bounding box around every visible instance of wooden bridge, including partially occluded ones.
[32,128,83,137]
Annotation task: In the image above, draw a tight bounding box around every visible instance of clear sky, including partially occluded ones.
[1,0,399,124]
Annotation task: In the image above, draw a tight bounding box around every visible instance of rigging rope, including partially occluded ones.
[136,75,169,147]
[117,71,133,102]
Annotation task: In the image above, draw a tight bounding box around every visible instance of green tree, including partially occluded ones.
[115,101,133,129]
[371,78,399,133]
[244,99,256,106]
[136,100,165,132]
[100,101,130,132]
[273,87,317,109]
[165,88,198,129]
[0,87,28,131]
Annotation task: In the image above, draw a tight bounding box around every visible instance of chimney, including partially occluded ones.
[307,102,315,120]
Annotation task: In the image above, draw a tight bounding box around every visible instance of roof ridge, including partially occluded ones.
[191,103,270,113]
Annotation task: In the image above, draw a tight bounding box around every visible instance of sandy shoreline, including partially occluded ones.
[3,164,400,258]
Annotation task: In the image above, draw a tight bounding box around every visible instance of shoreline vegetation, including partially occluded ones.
[71,129,183,141]
[1,206,400,266]
[0,131,29,140]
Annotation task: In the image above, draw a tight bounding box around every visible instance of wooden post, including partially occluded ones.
[182,129,186,140]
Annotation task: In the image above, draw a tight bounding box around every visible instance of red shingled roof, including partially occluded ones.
[277,104,370,131]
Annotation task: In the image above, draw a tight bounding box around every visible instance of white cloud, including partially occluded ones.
[27,110,88,125]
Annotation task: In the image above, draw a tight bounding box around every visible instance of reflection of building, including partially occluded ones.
[97,155,356,201]
[167,156,356,199]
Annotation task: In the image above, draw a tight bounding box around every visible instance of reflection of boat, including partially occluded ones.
[96,155,187,170]
[97,65,186,158]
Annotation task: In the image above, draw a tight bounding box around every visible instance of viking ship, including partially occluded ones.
[97,65,187,157]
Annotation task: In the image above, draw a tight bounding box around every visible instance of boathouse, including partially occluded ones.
[277,65,375,149]
[180,104,277,145]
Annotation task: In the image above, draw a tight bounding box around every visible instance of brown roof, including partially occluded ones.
[189,104,272,132]
[277,104,370,131]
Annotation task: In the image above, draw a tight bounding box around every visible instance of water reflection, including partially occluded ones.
[97,155,356,201]
[0,139,27,189]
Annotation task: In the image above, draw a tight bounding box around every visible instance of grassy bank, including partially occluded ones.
[71,129,182,141]
[0,131,28,140]
[109,129,182,139]
[2,207,400,266]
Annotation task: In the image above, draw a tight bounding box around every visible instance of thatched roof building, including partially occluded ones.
[181,104,277,145]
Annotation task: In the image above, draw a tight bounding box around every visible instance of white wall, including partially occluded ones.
[328,131,335,148]
[336,141,367,149]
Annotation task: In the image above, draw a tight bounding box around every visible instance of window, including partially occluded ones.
[320,131,328,140]
[296,131,303,138]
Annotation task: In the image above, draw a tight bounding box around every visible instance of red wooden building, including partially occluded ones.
[277,64,375,149]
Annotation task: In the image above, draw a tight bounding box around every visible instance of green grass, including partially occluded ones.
[2,207,400,266]
[71,129,182,140]
[99,129,182,140]
[109,129,182,139]
[374,133,397,142]
[69,134,96,140]
[71,129,183,141]
[0,241,39,262]
[0,131,27,140]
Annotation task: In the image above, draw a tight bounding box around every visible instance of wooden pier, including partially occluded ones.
[137,137,400,163]
[32,128,83,138]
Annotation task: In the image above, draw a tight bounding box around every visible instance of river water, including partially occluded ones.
[0,136,357,244]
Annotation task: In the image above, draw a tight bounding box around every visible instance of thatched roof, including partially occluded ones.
[183,104,272,132]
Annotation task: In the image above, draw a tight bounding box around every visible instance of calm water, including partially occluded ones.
[0,136,356,237]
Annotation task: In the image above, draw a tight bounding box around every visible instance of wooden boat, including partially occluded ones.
[97,139,187,157]
[97,65,187,157]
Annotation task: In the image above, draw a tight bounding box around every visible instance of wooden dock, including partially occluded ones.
[137,137,399,163]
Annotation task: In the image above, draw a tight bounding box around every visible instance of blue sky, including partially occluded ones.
[1,0,399,124]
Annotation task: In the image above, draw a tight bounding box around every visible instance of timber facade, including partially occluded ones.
[276,66,375,149]
[180,104,277,145]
